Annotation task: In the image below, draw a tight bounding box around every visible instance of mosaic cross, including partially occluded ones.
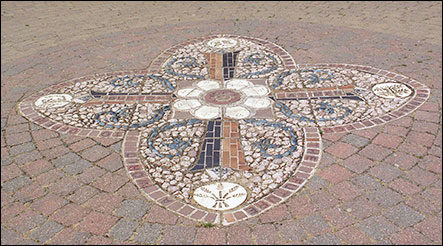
[18,34,430,225]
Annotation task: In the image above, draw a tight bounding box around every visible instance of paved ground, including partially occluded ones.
[1,1,442,245]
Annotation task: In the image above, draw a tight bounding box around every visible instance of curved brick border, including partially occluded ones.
[17,69,151,139]
[147,34,298,74]
[122,130,221,225]
[122,126,322,225]
[221,127,322,225]
[295,64,431,134]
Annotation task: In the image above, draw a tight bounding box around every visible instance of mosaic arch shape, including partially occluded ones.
[17,34,430,225]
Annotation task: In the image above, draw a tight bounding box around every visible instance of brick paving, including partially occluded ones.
[1,1,442,245]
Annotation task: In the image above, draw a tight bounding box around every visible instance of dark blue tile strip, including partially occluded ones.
[222,51,240,79]
[191,120,222,171]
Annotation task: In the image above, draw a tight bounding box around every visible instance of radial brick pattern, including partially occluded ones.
[2,6,441,243]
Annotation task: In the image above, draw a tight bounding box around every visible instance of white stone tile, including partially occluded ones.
[194,105,221,119]
[173,99,201,111]
[244,97,272,109]
[225,79,253,90]
[196,80,221,91]
[225,106,250,119]
[241,85,269,97]
[193,182,247,211]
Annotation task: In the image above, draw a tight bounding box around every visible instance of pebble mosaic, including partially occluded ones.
[17,34,430,225]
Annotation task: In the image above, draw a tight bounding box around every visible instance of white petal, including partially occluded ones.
[225,106,250,119]
[241,85,269,96]
[196,80,220,91]
[244,97,272,109]
[194,106,221,119]
[173,99,201,111]
[225,79,253,90]
[177,88,204,98]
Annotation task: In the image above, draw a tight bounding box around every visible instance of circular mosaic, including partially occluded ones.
[204,89,242,105]
[18,34,430,225]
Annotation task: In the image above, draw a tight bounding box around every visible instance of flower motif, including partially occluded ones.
[172,79,273,120]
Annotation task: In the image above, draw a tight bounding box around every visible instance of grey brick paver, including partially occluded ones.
[366,187,403,208]
[1,226,23,245]
[300,214,331,236]
[341,134,370,147]
[51,152,81,168]
[368,163,403,182]
[383,203,425,228]
[305,233,342,245]
[276,220,307,242]
[133,223,162,244]
[108,219,139,241]
[29,221,64,243]
[2,176,32,193]
[359,216,399,241]
[9,142,36,156]
[351,174,383,191]
[62,159,92,175]
[114,199,150,220]
[159,225,196,245]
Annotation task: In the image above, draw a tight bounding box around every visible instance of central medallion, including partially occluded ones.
[204,89,242,105]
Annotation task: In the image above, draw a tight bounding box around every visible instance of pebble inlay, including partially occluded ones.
[17,34,430,225]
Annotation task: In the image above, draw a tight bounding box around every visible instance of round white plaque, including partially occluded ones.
[193,182,247,211]
[372,82,412,99]
[35,94,73,108]
[207,38,238,49]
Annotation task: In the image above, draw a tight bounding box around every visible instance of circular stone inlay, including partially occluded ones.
[207,38,238,49]
[34,94,72,108]
[193,182,247,211]
[372,82,413,99]
[204,89,242,105]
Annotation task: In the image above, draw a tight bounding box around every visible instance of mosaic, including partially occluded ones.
[18,34,430,225]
